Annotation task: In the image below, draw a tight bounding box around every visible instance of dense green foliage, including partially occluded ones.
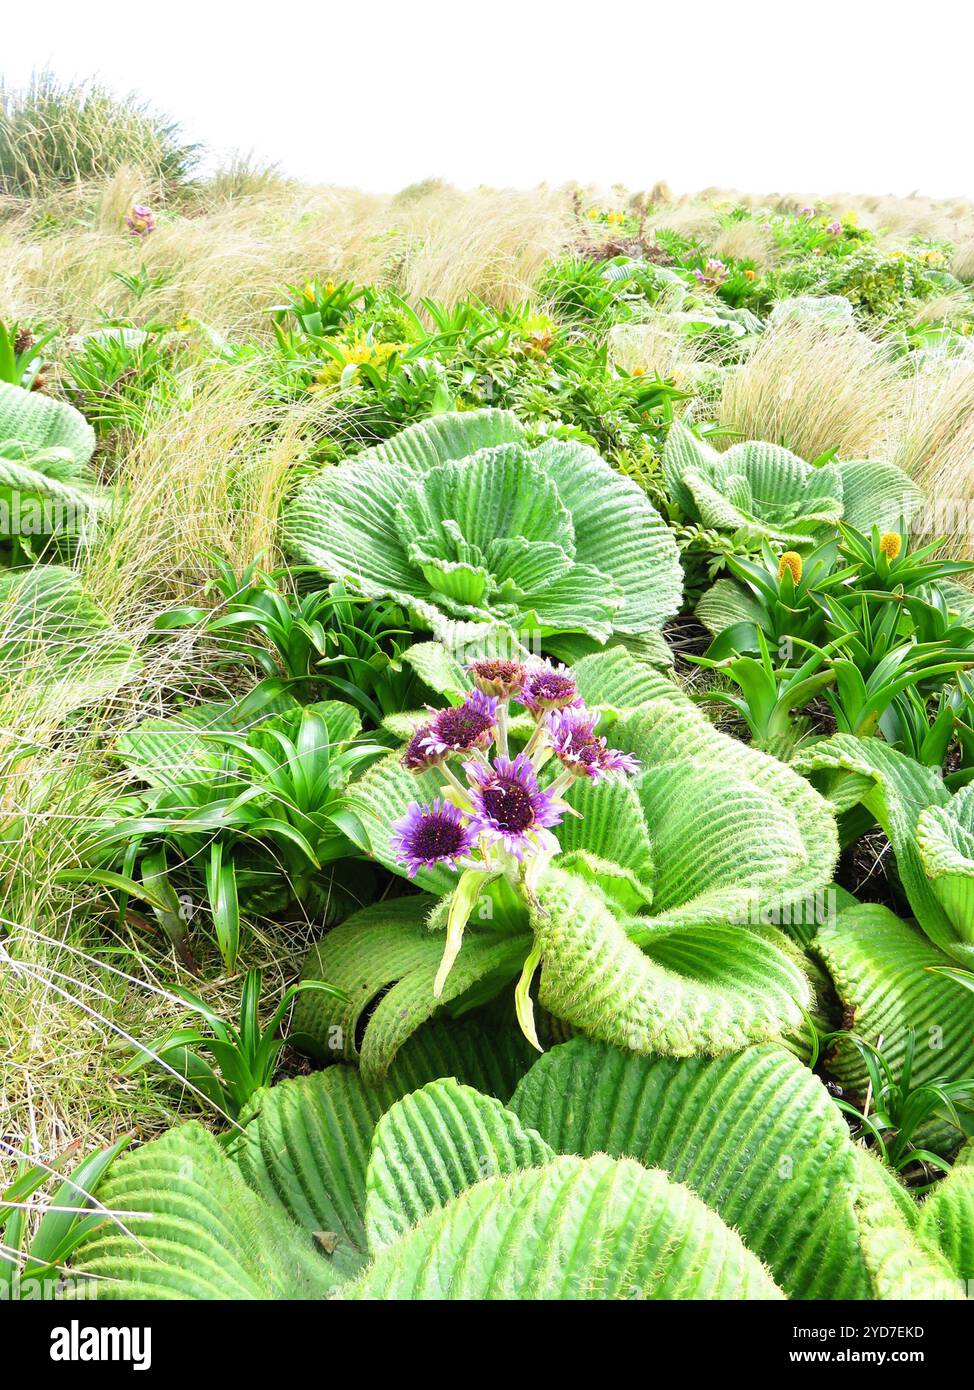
[4,186,974,1304]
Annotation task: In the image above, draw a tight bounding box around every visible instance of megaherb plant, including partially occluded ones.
[62,1025,969,1300]
[0,380,105,561]
[289,645,836,1076]
[281,409,684,665]
[663,419,925,549]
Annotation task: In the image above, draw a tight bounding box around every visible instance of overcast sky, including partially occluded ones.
[4,1,971,198]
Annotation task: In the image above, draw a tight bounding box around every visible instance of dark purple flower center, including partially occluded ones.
[481,777,536,833]
[435,704,493,748]
[522,670,579,710]
[409,812,469,860]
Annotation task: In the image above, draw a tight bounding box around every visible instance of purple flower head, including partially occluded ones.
[826,220,842,236]
[800,206,816,219]
[518,662,582,715]
[125,204,155,237]
[401,720,442,773]
[546,708,641,781]
[468,657,526,699]
[466,752,563,857]
[391,798,477,878]
[418,689,497,758]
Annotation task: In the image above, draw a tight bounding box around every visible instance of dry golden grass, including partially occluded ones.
[895,357,974,556]
[0,179,578,336]
[710,219,777,270]
[609,312,704,389]
[717,317,906,460]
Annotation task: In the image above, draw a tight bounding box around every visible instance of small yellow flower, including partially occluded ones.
[879,532,902,561]
[778,552,803,584]
[631,365,646,376]
[744,269,756,281]
[324,279,336,294]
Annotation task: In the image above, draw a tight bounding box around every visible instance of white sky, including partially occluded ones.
[4,0,972,198]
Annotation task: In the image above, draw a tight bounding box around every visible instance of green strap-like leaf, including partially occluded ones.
[795,735,973,964]
[348,1153,784,1300]
[364,1079,553,1252]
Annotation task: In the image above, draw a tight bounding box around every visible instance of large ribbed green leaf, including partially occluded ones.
[353,408,526,472]
[815,903,974,1136]
[531,866,810,1055]
[281,408,681,650]
[663,421,842,545]
[365,1079,553,1252]
[229,1017,536,1279]
[528,437,682,635]
[615,697,838,930]
[572,644,684,709]
[0,381,95,466]
[0,564,135,706]
[835,459,926,534]
[510,1037,954,1299]
[0,440,104,545]
[917,1142,974,1285]
[348,1153,783,1300]
[291,895,532,1082]
[71,1125,334,1299]
[796,735,974,965]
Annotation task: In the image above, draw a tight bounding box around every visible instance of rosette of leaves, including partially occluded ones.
[67,1024,962,1300]
[281,409,683,663]
[79,695,383,968]
[290,645,837,1080]
[663,420,925,548]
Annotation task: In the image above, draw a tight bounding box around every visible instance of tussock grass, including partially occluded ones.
[0,72,198,197]
[895,358,974,556]
[717,318,906,460]
[710,219,777,270]
[0,181,577,335]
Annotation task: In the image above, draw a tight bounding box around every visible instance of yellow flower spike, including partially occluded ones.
[778,551,803,584]
[324,279,336,294]
[744,269,756,281]
[879,532,902,562]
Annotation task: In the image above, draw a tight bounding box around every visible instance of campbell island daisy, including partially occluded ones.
[391,799,478,878]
